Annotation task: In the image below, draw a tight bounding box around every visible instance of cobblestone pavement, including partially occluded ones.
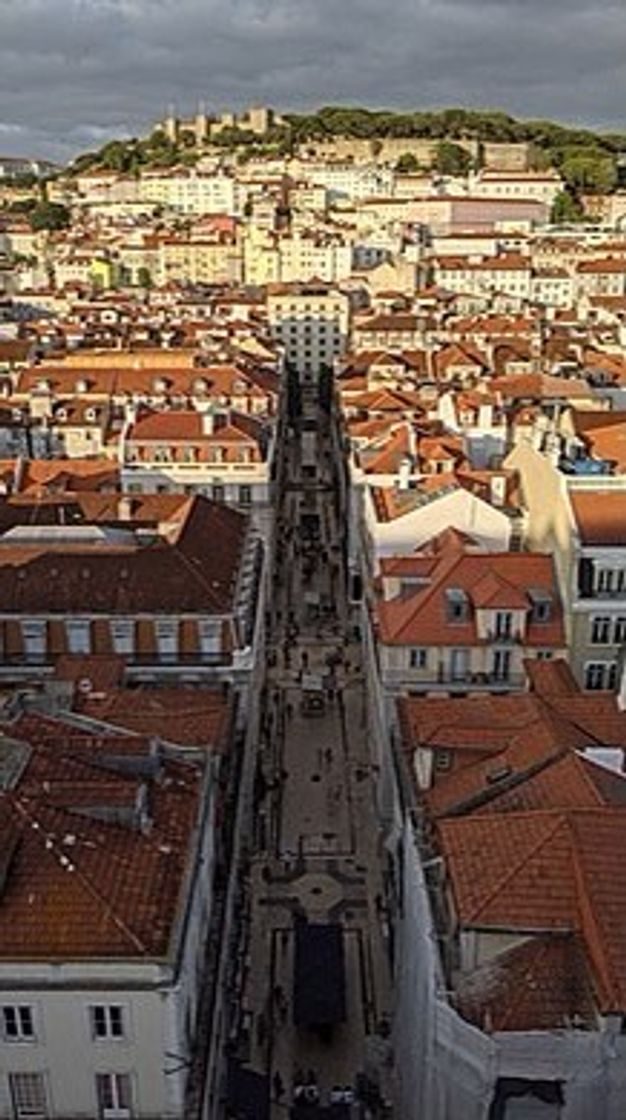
[231,389,394,1117]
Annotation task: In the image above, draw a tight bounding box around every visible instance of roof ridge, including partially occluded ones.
[12,797,149,955]
[382,550,464,643]
[464,812,568,925]
[568,827,616,1010]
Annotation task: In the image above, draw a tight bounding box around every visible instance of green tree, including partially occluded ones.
[434,141,473,176]
[29,201,71,231]
[551,190,583,224]
[559,148,618,194]
[5,197,38,215]
[137,266,152,288]
[395,152,420,174]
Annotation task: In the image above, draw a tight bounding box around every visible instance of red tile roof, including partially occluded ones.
[77,687,230,749]
[455,934,596,1031]
[570,490,626,546]
[0,495,247,615]
[0,711,205,959]
[376,550,564,647]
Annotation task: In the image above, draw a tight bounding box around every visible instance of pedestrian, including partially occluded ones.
[273,1071,284,1102]
[324,746,332,768]
[286,701,294,721]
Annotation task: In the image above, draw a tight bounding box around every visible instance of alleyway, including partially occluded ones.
[227,381,394,1117]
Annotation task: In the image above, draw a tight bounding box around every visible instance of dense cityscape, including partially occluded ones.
[1,99,626,1119]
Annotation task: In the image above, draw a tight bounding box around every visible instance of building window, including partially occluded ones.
[591,616,611,644]
[597,568,626,595]
[110,620,135,657]
[446,589,469,623]
[614,617,626,644]
[154,618,178,663]
[198,618,221,661]
[494,611,513,638]
[409,648,427,669]
[20,621,46,664]
[90,1006,125,1041]
[530,592,552,623]
[492,649,511,681]
[585,661,617,690]
[212,485,225,503]
[3,1007,35,1042]
[434,749,452,772]
[535,650,554,661]
[238,485,252,506]
[65,618,91,655]
[8,1073,47,1119]
[95,1073,132,1119]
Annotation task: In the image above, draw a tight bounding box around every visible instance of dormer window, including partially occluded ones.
[494,611,513,639]
[446,588,469,623]
[153,376,169,394]
[529,588,552,623]
[75,378,89,393]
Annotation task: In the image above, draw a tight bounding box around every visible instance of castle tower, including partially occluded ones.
[195,100,209,145]
[164,104,178,144]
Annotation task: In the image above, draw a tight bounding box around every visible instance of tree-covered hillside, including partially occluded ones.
[67,106,626,196]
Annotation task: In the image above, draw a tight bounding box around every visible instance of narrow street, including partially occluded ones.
[226,377,394,1117]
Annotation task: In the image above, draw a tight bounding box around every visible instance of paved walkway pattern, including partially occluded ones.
[233,388,394,1117]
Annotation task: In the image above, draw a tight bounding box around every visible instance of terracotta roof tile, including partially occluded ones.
[0,711,205,960]
[455,934,596,1031]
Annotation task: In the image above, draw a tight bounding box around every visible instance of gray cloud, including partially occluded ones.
[0,0,624,162]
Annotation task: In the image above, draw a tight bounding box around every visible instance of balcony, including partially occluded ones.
[0,651,233,672]
[382,667,527,692]
[485,630,524,644]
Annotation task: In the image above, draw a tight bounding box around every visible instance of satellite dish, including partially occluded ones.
[77,677,93,694]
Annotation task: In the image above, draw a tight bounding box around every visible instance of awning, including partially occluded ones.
[293,920,346,1027]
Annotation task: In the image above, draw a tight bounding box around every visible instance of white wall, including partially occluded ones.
[363,486,511,568]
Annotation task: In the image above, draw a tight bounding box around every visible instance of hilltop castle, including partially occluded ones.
[158,104,282,146]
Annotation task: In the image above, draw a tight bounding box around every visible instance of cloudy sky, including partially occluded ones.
[1,0,625,163]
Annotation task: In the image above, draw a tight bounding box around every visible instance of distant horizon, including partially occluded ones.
[1,100,625,168]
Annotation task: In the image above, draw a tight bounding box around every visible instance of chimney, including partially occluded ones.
[118,495,134,522]
[398,455,412,491]
[489,475,506,508]
[201,408,215,436]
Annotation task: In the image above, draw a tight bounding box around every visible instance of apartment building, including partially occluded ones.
[0,495,264,688]
[353,313,422,351]
[0,694,228,1120]
[470,169,563,206]
[507,440,626,690]
[576,257,626,297]
[137,171,242,216]
[266,282,350,377]
[391,669,626,1120]
[157,235,243,286]
[305,162,394,202]
[277,235,353,284]
[372,536,565,694]
[432,253,532,301]
[120,406,275,531]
